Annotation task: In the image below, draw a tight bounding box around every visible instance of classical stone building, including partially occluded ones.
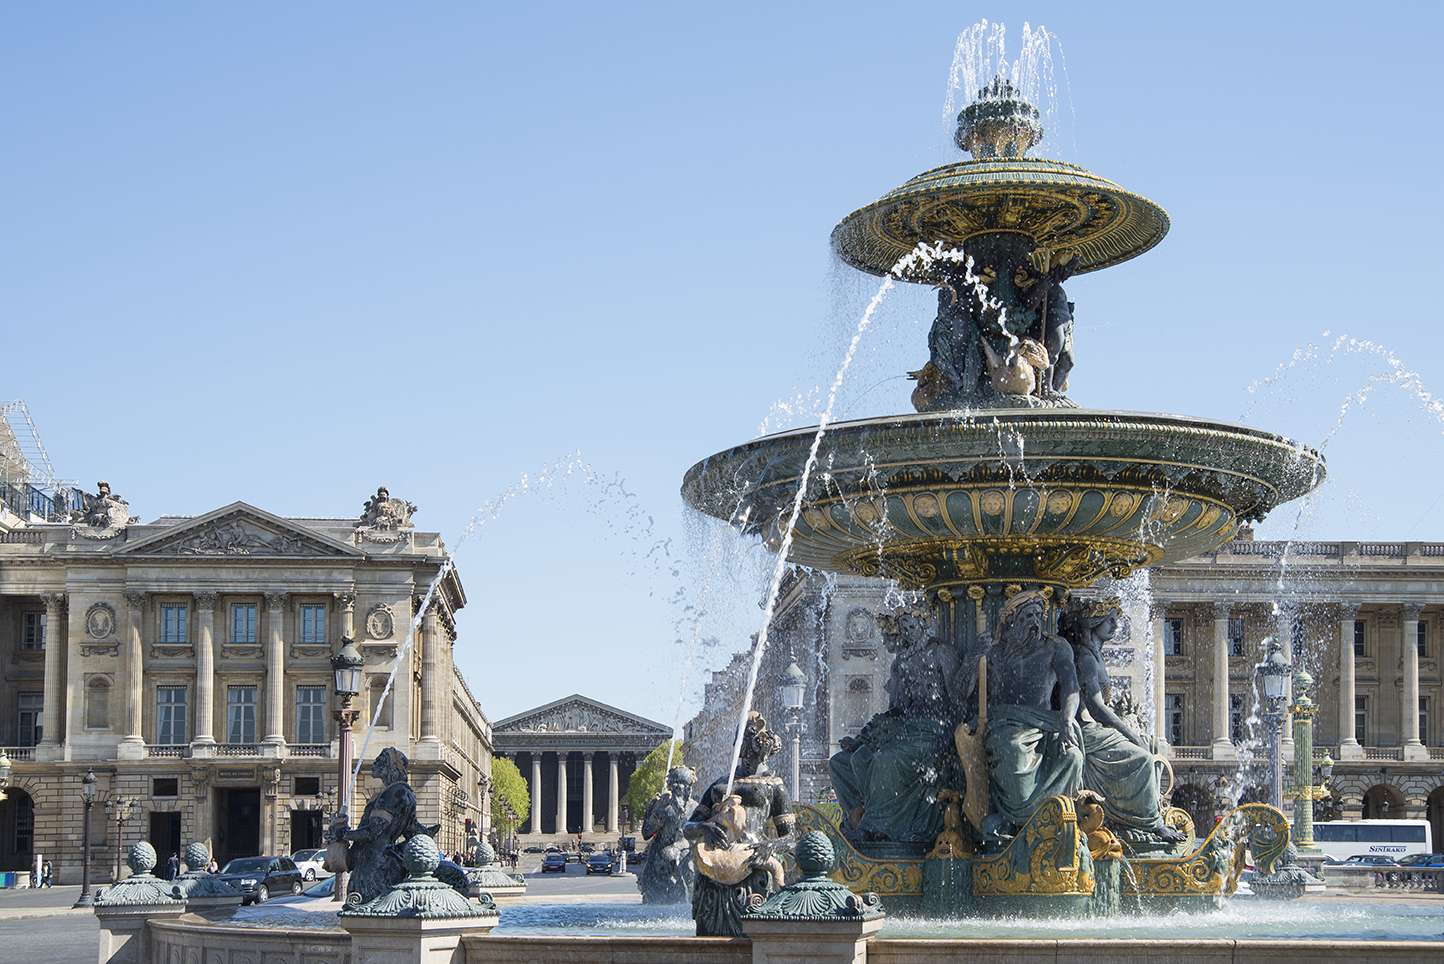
[492,695,670,844]
[0,485,493,880]
[688,536,1444,851]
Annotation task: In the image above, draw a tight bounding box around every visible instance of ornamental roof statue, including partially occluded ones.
[358,485,417,531]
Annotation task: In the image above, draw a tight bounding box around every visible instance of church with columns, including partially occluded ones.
[692,534,1444,853]
[0,486,493,879]
[492,695,670,843]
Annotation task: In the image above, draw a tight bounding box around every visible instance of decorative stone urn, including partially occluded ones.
[468,839,526,899]
[338,834,499,964]
[742,830,884,964]
[168,841,243,920]
[92,842,187,964]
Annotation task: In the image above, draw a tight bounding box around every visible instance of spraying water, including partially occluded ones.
[941,20,1074,159]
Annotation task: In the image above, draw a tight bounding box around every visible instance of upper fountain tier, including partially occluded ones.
[832,79,1169,281]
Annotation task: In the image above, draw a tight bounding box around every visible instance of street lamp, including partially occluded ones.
[73,769,97,907]
[105,795,138,883]
[329,634,364,902]
[781,659,806,801]
[1255,635,1291,810]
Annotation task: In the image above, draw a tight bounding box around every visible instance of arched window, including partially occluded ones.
[85,676,112,730]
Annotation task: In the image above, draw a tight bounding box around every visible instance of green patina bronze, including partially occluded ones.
[743,832,884,922]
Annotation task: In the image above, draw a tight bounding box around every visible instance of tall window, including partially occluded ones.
[20,611,44,650]
[1353,621,1366,657]
[1228,616,1246,657]
[1163,618,1184,656]
[226,685,257,744]
[1290,617,1305,652]
[1229,693,1247,743]
[296,686,326,744]
[300,604,327,645]
[1421,697,1431,746]
[1164,693,1185,745]
[368,677,393,728]
[1418,621,1429,657]
[160,603,189,644]
[1355,695,1368,745]
[17,693,42,746]
[230,603,258,643]
[156,686,188,745]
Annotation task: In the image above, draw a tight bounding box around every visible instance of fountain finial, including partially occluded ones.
[955,77,1042,159]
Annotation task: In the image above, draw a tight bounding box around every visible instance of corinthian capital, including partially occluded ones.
[193,591,218,613]
[123,590,146,609]
[264,592,288,611]
[41,592,67,614]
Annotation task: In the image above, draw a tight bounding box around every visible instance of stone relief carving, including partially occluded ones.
[69,480,133,538]
[366,604,395,640]
[139,518,320,556]
[845,607,876,642]
[85,603,117,640]
[357,486,417,533]
[500,700,666,736]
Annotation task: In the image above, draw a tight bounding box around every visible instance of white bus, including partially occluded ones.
[1312,820,1432,863]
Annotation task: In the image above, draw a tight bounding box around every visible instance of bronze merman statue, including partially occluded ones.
[637,765,698,905]
[1059,597,1187,853]
[334,748,441,903]
[683,712,795,937]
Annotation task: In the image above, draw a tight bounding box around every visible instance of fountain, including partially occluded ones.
[681,74,1324,917]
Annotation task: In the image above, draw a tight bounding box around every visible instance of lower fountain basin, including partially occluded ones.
[682,409,1324,591]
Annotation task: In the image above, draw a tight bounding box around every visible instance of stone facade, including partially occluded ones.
[493,694,670,843]
[0,490,493,880]
[688,537,1444,849]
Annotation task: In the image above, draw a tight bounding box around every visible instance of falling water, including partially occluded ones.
[940,20,1075,159]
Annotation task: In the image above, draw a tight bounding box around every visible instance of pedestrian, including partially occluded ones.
[40,859,53,888]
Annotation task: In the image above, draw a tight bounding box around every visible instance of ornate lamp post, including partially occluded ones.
[1287,669,1330,853]
[781,660,806,802]
[105,795,138,883]
[73,769,98,907]
[1255,635,1291,810]
[329,634,364,902]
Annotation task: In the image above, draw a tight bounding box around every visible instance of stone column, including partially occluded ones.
[555,752,569,835]
[607,753,620,834]
[418,600,442,755]
[1150,602,1167,744]
[192,593,217,753]
[1211,603,1234,759]
[118,591,146,759]
[582,752,594,835]
[1339,604,1362,759]
[335,590,355,639]
[1402,603,1427,760]
[262,593,287,749]
[38,593,66,758]
[530,753,542,835]
[1275,605,1295,756]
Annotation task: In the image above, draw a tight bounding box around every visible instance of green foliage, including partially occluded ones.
[624,739,694,820]
[489,757,529,834]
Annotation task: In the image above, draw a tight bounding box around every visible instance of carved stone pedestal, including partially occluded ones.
[742,831,884,964]
[93,843,186,964]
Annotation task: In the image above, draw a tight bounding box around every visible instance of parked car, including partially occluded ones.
[541,852,568,873]
[218,856,304,904]
[523,845,546,854]
[1395,853,1444,868]
[1340,854,1402,866]
[290,848,332,881]
[579,843,596,854]
[585,851,615,875]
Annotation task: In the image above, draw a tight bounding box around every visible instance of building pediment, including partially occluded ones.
[493,694,670,738]
[118,502,362,558]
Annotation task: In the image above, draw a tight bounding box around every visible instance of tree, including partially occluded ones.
[489,757,529,842]
[624,739,696,822]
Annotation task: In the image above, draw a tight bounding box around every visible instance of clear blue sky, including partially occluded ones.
[5,4,1443,727]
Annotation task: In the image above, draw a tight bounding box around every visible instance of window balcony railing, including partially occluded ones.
[1364,746,1404,761]
[1167,745,1211,760]
[0,746,35,762]
[146,744,188,759]
[218,743,260,757]
[289,744,329,758]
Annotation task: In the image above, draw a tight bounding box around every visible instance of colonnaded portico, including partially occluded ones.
[492,695,670,843]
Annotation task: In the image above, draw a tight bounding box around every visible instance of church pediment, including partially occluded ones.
[119,502,361,558]
[494,694,670,737]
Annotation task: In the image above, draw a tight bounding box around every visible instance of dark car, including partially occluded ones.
[218,855,304,904]
[541,852,568,873]
[585,851,615,875]
[1342,854,1403,866]
[627,849,647,866]
[523,845,545,854]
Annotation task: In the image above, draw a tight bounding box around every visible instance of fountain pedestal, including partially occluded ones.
[742,832,884,964]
